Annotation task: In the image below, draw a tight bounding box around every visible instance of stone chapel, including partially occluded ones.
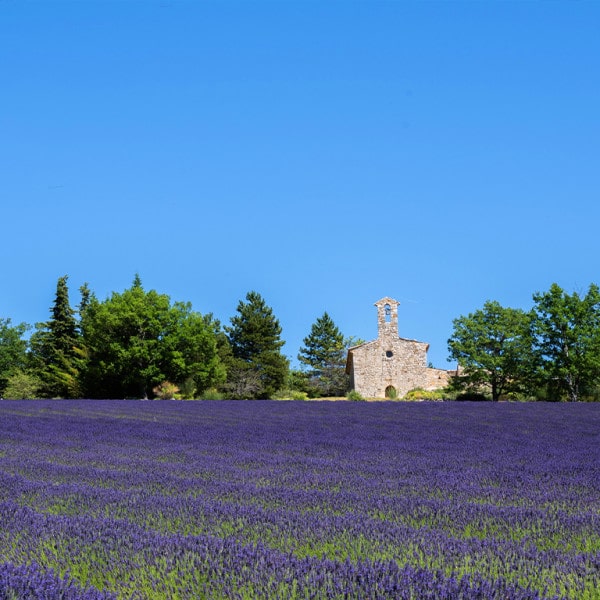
[345,297,454,399]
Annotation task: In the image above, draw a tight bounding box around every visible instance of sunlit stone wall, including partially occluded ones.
[347,297,453,399]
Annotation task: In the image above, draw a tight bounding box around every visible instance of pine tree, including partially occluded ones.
[298,312,347,397]
[31,275,81,398]
[49,275,78,356]
[225,291,289,398]
[77,282,94,321]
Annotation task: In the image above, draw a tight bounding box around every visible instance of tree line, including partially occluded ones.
[1,277,599,401]
[448,283,600,402]
[0,276,353,400]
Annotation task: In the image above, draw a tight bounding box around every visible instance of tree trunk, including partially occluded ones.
[491,380,499,401]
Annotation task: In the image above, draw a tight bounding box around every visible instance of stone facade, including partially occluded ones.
[346,297,453,399]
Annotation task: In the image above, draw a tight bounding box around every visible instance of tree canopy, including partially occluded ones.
[2,276,600,401]
[531,283,600,402]
[0,318,29,397]
[298,312,347,397]
[81,277,225,399]
[29,275,81,398]
[226,291,288,398]
[448,301,535,401]
[448,285,600,401]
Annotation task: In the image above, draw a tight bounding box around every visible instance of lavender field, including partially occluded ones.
[0,400,598,599]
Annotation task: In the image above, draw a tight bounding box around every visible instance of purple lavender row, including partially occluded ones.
[0,503,552,599]
[0,561,116,599]
[0,475,597,596]
[0,399,598,598]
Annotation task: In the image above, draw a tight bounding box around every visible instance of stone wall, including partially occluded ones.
[349,337,447,398]
[347,297,454,399]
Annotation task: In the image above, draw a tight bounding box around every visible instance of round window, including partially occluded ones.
[386,350,393,358]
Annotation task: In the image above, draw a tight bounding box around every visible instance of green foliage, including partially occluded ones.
[298,312,348,397]
[286,368,312,395]
[227,291,284,360]
[225,291,289,398]
[30,276,82,398]
[77,282,94,321]
[81,276,225,398]
[50,275,78,352]
[346,389,365,401]
[447,283,600,402]
[403,388,445,401]
[2,369,42,399]
[177,377,197,399]
[11,277,600,404]
[271,388,309,400]
[385,386,398,399]
[199,387,225,400]
[0,318,29,397]
[447,300,535,401]
[531,283,600,402]
[152,381,180,400]
[169,305,227,394]
[345,335,367,349]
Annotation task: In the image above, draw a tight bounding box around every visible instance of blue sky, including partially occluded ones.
[2,1,599,369]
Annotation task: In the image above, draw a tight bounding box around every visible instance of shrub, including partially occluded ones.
[152,381,180,400]
[3,370,42,399]
[385,386,398,400]
[403,388,445,401]
[199,388,224,400]
[272,389,309,401]
[346,390,365,401]
[178,377,197,400]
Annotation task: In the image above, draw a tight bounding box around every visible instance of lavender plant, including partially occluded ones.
[0,400,597,599]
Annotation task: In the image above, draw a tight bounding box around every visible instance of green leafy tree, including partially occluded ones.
[30,275,81,398]
[3,369,42,399]
[166,303,227,397]
[0,319,30,397]
[531,283,600,402]
[81,276,225,398]
[298,312,347,397]
[448,300,535,401]
[225,291,288,398]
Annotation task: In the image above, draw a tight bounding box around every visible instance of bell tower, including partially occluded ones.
[374,297,400,340]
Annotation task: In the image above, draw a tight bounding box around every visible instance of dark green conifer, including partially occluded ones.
[226,291,289,398]
[31,275,80,398]
[298,312,347,397]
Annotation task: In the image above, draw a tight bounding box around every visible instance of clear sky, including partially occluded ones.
[2,1,600,370]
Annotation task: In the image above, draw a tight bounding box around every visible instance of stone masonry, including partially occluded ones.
[346,297,453,399]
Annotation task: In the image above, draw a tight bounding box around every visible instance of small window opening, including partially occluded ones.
[385,350,393,358]
[384,304,391,323]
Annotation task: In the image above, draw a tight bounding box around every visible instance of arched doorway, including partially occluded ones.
[385,385,397,399]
